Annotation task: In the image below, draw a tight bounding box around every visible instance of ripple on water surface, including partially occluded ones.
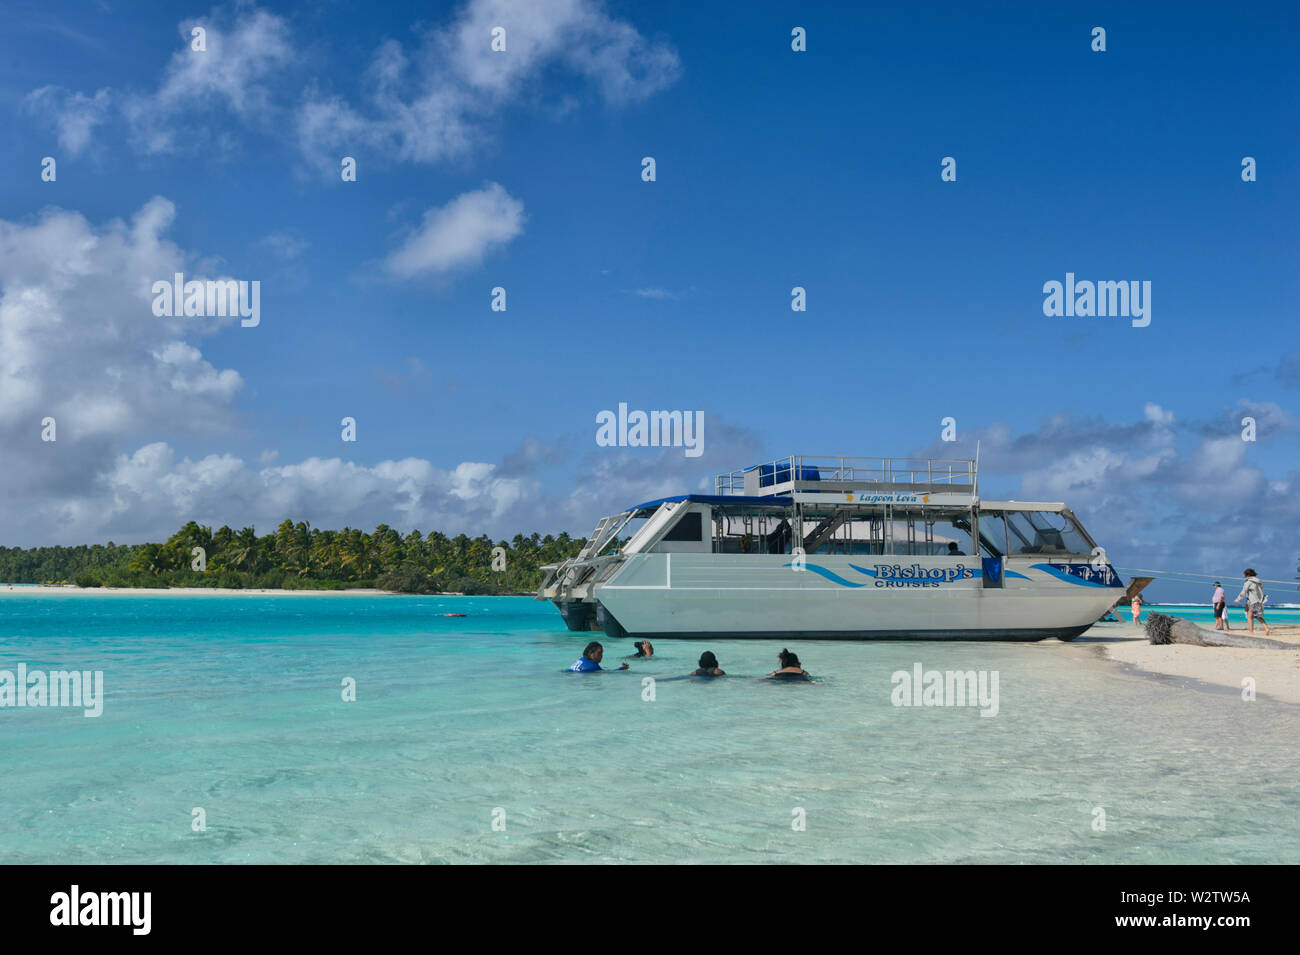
[1,594,1297,863]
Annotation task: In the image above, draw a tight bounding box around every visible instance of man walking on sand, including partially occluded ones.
[1212,581,1229,630]
[1234,569,1270,636]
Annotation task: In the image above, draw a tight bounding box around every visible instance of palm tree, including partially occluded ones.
[229,526,259,572]
[339,529,373,579]
[129,543,163,575]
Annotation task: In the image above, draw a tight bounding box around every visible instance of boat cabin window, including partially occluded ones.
[791,511,983,557]
[973,512,1007,558]
[928,520,976,557]
[701,506,1090,557]
[795,516,880,556]
[882,513,978,557]
[712,513,793,554]
[999,510,1091,556]
[643,504,712,554]
[662,512,702,542]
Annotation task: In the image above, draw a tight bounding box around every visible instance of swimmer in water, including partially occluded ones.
[625,640,655,659]
[768,648,815,682]
[568,641,628,672]
[691,650,725,677]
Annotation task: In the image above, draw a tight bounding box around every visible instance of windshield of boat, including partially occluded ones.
[985,509,1093,556]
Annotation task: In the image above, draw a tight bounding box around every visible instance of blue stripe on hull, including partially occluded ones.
[605,626,1089,643]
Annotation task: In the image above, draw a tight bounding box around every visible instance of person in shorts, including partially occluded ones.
[1234,569,1270,636]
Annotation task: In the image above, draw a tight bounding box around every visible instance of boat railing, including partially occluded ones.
[577,514,623,560]
[715,455,976,495]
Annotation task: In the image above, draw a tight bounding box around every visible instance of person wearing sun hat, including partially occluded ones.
[1234,569,1270,636]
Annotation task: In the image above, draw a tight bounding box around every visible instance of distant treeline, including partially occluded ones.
[0,521,586,594]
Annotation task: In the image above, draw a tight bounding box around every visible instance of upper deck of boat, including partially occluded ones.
[714,454,977,499]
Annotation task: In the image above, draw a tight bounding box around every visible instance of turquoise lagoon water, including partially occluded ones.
[1,592,1298,864]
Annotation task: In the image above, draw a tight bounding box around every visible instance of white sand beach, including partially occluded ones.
[1088,619,1300,704]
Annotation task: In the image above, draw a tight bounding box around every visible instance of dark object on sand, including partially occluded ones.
[1144,613,1292,650]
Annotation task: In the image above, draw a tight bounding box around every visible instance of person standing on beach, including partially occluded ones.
[1130,596,1141,626]
[1212,582,1229,630]
[1234,569,1271,636]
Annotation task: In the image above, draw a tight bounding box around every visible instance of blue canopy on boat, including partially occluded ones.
[748,462,821,486]
[628,493,794,513]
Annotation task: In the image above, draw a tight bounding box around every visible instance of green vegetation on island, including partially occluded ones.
[0,520,586,594]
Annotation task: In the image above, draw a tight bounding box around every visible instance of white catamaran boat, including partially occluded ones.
[538,454,1124,641]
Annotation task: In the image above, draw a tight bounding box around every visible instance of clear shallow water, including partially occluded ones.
[1,593,1297,864]
[1143,602,1291,626]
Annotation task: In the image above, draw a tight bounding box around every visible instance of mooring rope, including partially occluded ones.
[1115,566,1299,588]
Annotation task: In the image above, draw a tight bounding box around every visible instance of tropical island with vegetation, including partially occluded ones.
[0,521,587,594]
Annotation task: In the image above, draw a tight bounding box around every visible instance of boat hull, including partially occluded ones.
[594,624,1090,642]
[580,552,1121,642]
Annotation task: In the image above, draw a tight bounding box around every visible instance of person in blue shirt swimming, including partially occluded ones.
[568,641,628,671]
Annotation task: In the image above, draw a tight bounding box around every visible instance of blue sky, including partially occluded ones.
[1,0,1297,600]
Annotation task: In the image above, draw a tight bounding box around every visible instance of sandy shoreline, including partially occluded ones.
[1085,619,1300,704]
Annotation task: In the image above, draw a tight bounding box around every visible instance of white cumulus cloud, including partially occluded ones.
[295,0,680,172]
[0,198,245,541]
[26,2,678,168]
[124,8,296,153]
[24,87,112,156]
[26,7,297,157]
[384,183,525,278]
